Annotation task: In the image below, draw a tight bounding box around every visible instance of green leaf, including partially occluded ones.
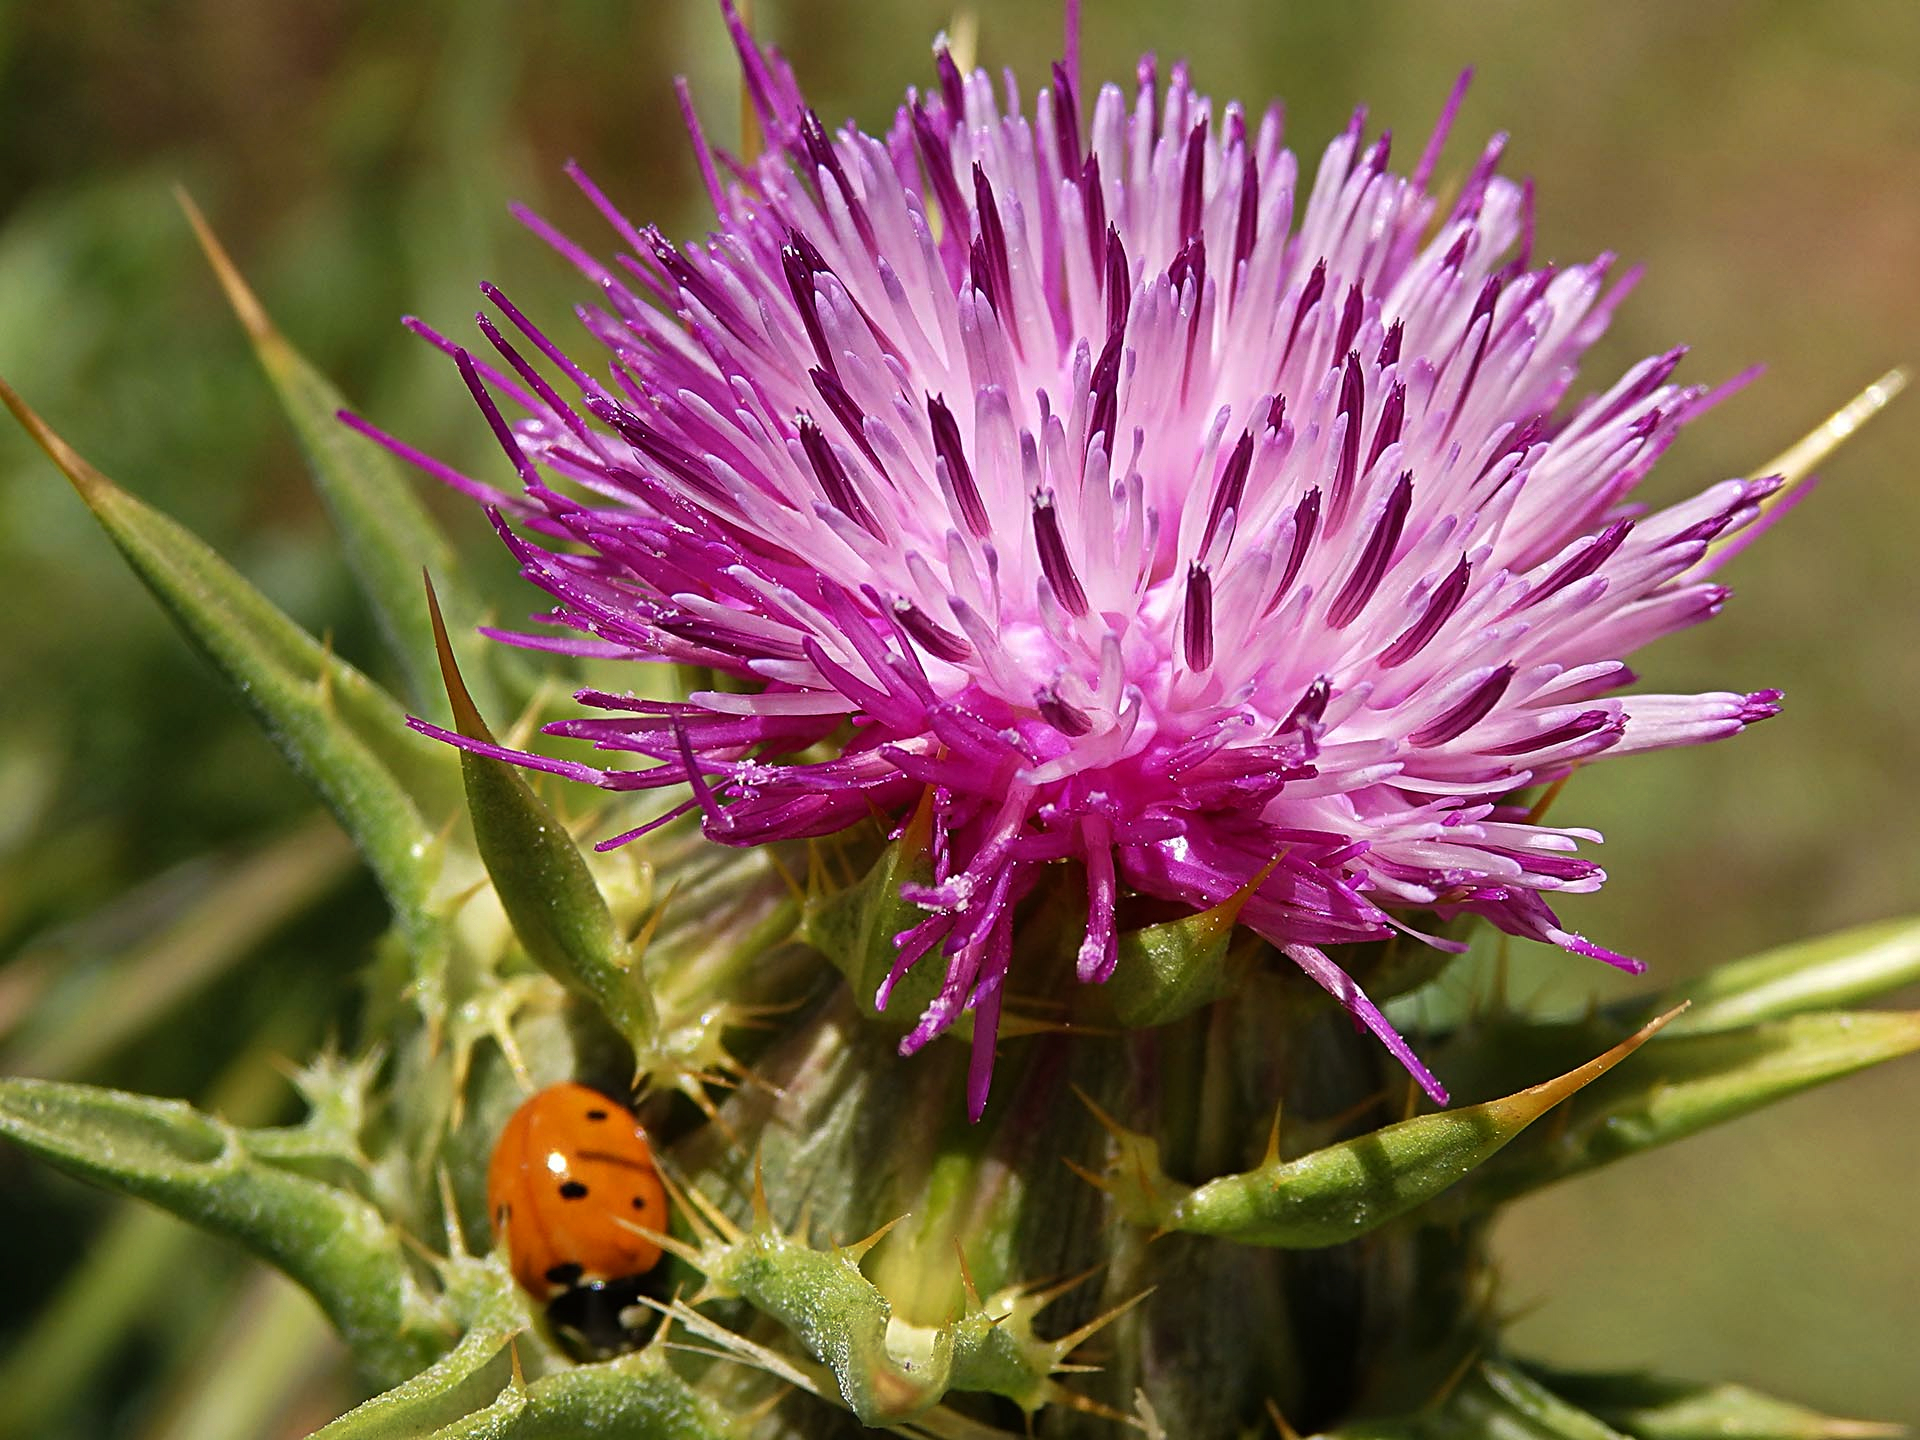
[1324,1360,1905,1440]
[1522,1363,1904,1440]
[181,190,503,720]
[1320,1359,1632,1440]
[0,1032,330,1440]
[0,1077,449,1387]
[310,1325,521,1440]
[406,1346,744,1440]
[1652,916,1920,1035]
[427,579,657,1051]
[0,378,452,987]
[1086,1010,1677,1247]
[1458,1009,1920,1207]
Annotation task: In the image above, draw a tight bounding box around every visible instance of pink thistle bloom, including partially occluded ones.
[387,12,1782,1118]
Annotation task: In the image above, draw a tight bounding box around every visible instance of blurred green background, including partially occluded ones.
[1,1,1914,1434]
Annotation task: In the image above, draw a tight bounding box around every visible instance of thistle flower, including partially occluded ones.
[9,6,1920,1436]
[393,9,1783,1117]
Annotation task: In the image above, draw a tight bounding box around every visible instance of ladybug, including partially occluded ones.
[487,1082,670,1357]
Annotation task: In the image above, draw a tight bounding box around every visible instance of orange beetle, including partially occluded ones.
[487,1082,669,1351]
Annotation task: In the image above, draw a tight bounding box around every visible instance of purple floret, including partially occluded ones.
[387,14,1781,1118]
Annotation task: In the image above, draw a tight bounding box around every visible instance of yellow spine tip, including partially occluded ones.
[0,378,112,504]
[175,188,277,346]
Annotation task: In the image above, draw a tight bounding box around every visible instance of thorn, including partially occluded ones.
[492,1018,535,1095]
[175,187,277,347]
[946,10,979,76]
[736,0,762,166]
[658,1068,736,1146]
[502,688,552,750]
[836,847,863,890]
[508,1336,528,1391]
[731,1056,784,1100]
[609,1211,678,1255]
[0,375,112,504]
[739,1387,789,1427]
[1495,1291,1551,1329]
[1069,1083,1128,1138]
[174,189,270,347]
[1261,1100,1285,1168]
[803,840,830,900]
[750,1146,773,1231]
[1501,1002,1689,1124]
[1754,366,1909,493]
[652,1157,739,1247]
[1026,1262,1105,1312]
[764,847,806,905]
[1264,1396,1304,1440]
[1424,1343,1483,1413]
[1524,767,1577,825]
[1002,1008,1118,1039]
[1186,849,1288,949]
[405,989,446,1064]
[1049,1286,1153,1362]
[839,1213,906,1263]
[727,995,807,1028]
[628,877,679,963]
[428,806,465,852]
[396,1221,444,1269]
[651,1295,826,1394]
[901,784,938,857]
[1061,1156,1113,1194]
[425,571,497,744]
[436,1164,469,1258]
[1042,1380,1147,1428]
[954,1238,983,1310]
[617,1209,706,1270]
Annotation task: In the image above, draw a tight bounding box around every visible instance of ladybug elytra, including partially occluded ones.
[486,1082,669,1355]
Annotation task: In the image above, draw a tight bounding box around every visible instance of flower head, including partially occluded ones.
[394,11,1781,1116]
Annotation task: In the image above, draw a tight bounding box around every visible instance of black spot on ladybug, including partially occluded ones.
[631,1195,649,1210]
[559,1180,590,1200]
[585,1108,609,1121]
[545,1261,584,1287]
